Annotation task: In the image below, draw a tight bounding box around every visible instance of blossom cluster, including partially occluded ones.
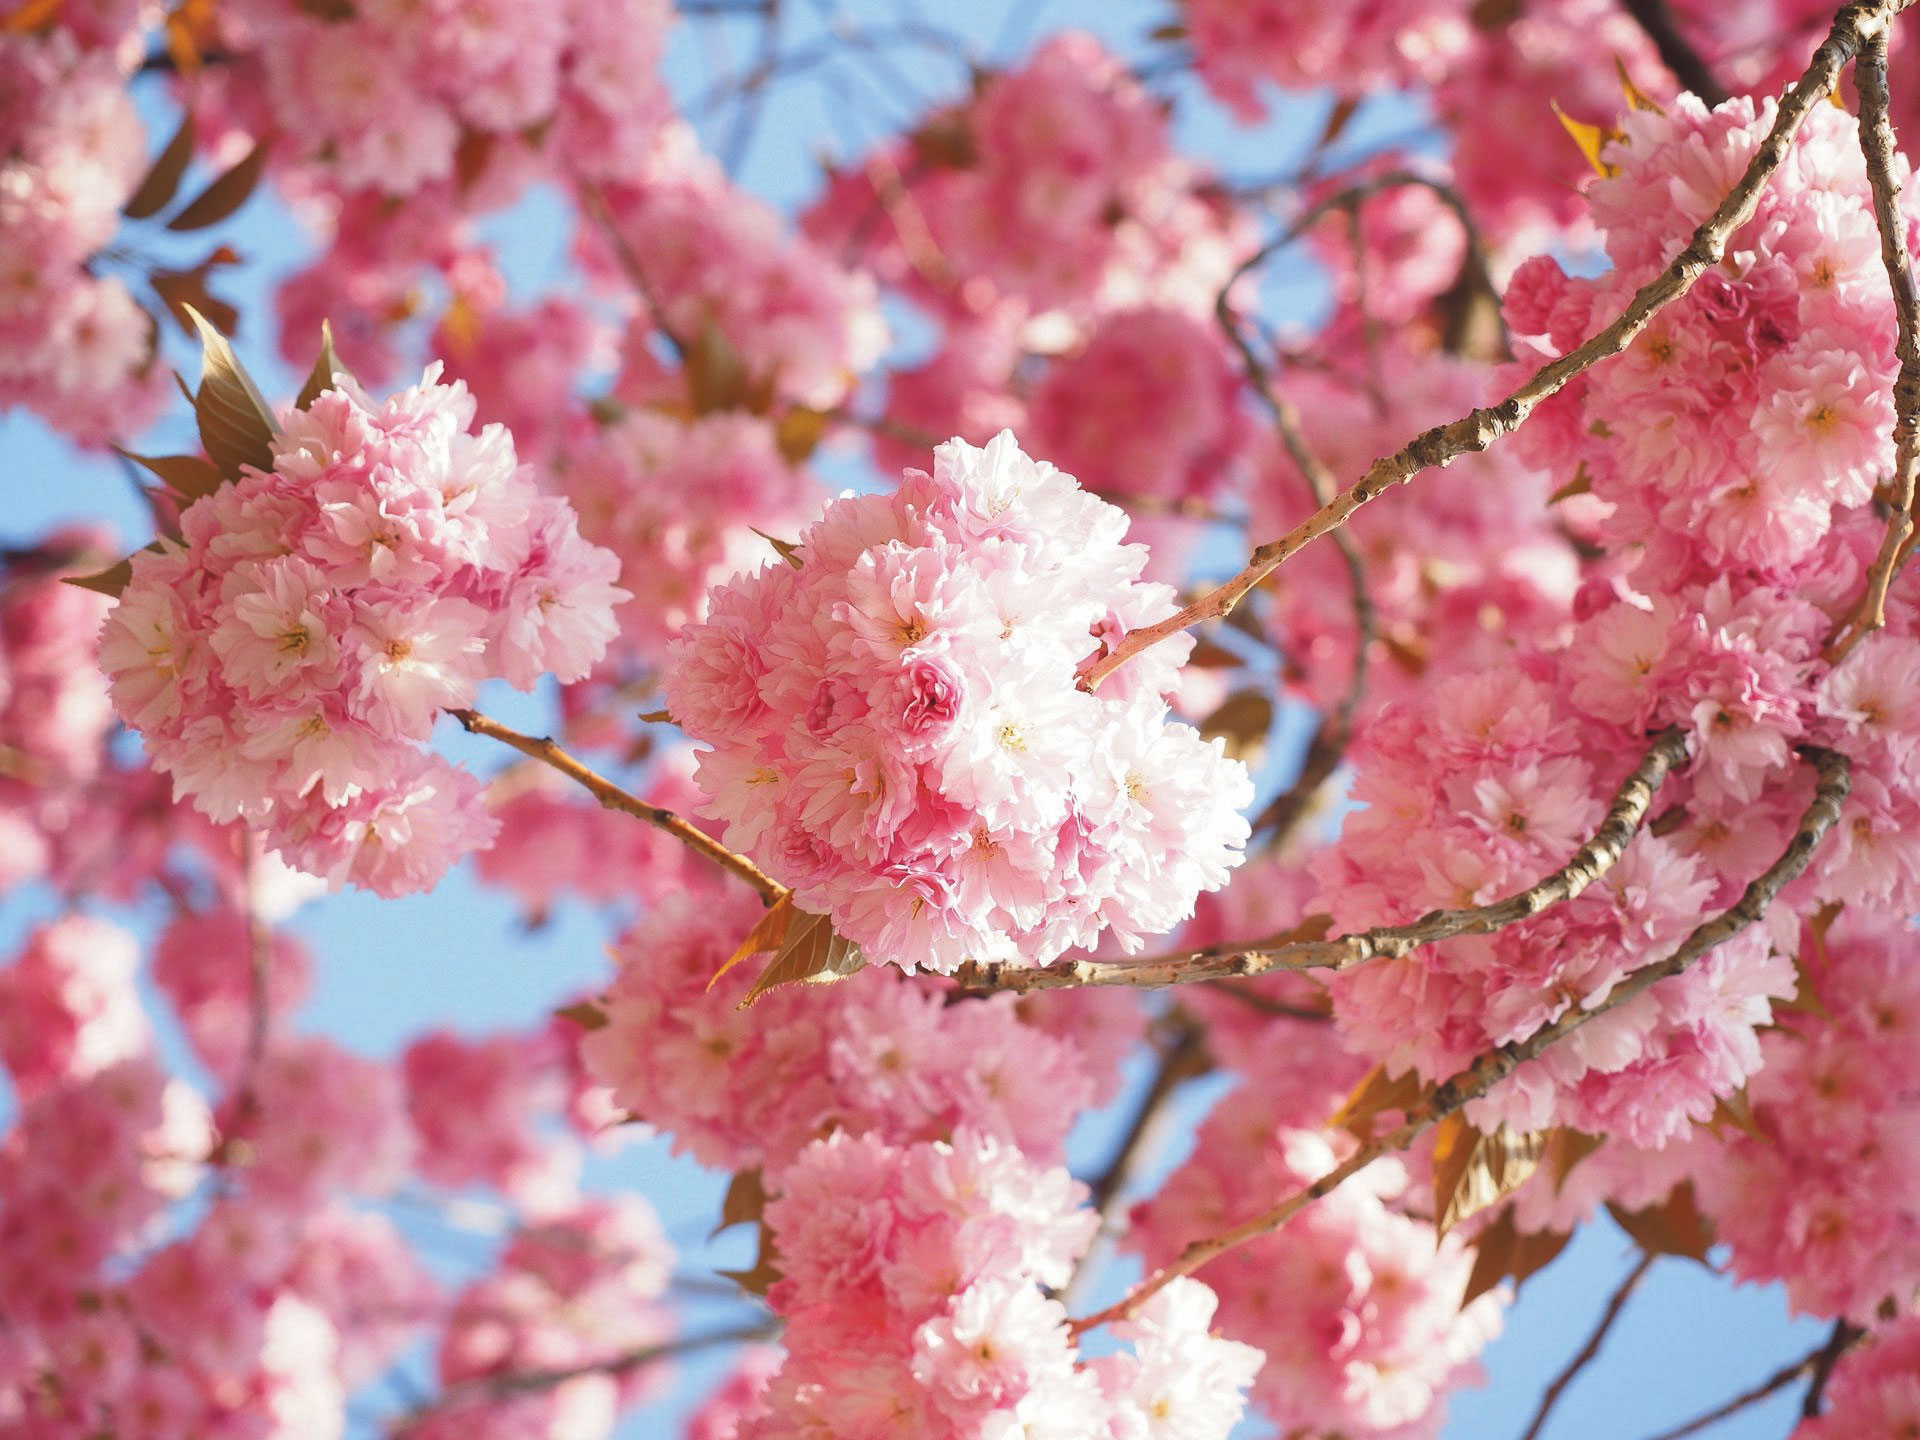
[1305,93,1920,1155]
[578,882,1127,1173]
[665,431,1252,973]
[737,1127,1262,1439]
[98,365,626,896]
[0,31,169,443]
[215,0,674,197]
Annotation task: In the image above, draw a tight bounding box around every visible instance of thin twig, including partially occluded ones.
[1061,1019,1211,1309]
[720,0,782,176]
[1619,0,1730,105]
[1518,1251,1657,1440]
[956,727,1689,995]
[1067,748,1849,1334]
[1636,1339,1841,1440]
[397,1323,777,1422]
[1801,1319,1867,1418]
[1215,232,1376,851]
[449,709,785,906]
[1078,1,1915,691]
[1828,28,1920,659]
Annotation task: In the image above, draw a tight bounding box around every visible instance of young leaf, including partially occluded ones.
[749,528,805,570]
[775,406,832,464]
[1462,1205,1571,1307]
[184,305,279,480]
[294,320,346,411]
[1200,690,1274,764]
[1615,58,1666,115]
[2,0,65,34]
[710,893,795,992]
[113,448,224,503]
[123,111,198,220]
[1432,1116,1547,1237]
[1608,1183,1713,1264]
[166,136,270,231]
[553,999,607,1032]
[64,557,135,598]
[150,267,239,339]
[686,319,749,415]
[1330,1063,1427,1139]
[741,908,866,1008]
[712,1168,767,1238]
[1551,101,1623,178]
[717,1222,782,1298]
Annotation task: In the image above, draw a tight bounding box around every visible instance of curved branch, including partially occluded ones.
[449,709,785,906]
[1068,747,1849,1334]
[957,726,1689,995]
[1078,0,1916,691]
[1618,0,1730,106]
[1518,1251,1657,1440]
[1827,27,1920,659]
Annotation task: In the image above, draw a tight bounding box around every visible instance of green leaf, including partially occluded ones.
[113,448,224,503]
[741,908,866,1008]
[123,111,198,220]
[294,320,347,411]
[166,136,270,231]
[184,305,279,481]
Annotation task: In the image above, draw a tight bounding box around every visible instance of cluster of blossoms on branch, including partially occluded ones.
[667,430,1253,973]
[16,0,1920,1435]
[98,364,625,895]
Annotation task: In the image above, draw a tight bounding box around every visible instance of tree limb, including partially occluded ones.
[956,726,1689,995]
[1827,27,1920,659]
[1077,0,1916,692]
[449,709,785,906]
[1067,747,1849,1334]
[1518,1251,1657,1440]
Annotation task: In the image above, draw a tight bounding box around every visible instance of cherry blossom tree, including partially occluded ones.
[7,0,1920,1436]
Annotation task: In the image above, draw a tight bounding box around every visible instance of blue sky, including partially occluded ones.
[0,3,1828,1436]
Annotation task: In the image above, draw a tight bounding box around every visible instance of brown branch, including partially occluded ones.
[1068,747,1849,1335]
[1618,0,1730,106]
[1061,1019,1211,1309]
[1215,238,1376,850]
[1828,28,1920,659]
[1636,1325,1861,1440]
[396,1323,777,1425]
[1518,1251,1657,1440]
[449,709,785,906]
[1078,0,1915,692]
[1801,1319,1867,1417]
[956,726,1689,995]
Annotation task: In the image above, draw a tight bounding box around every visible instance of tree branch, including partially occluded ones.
[1518,1251,1657,1440]
[1636,1327,1859,1440]
[1618,0,1730,106]
[449,709,785,906]
[1827,27,1920,659]
[1077,0,1915,692]
[398,1323,778,1423]
[956,726,1689,995]
[1801,1319,1867,1417]
[1067,747,1849,1334]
